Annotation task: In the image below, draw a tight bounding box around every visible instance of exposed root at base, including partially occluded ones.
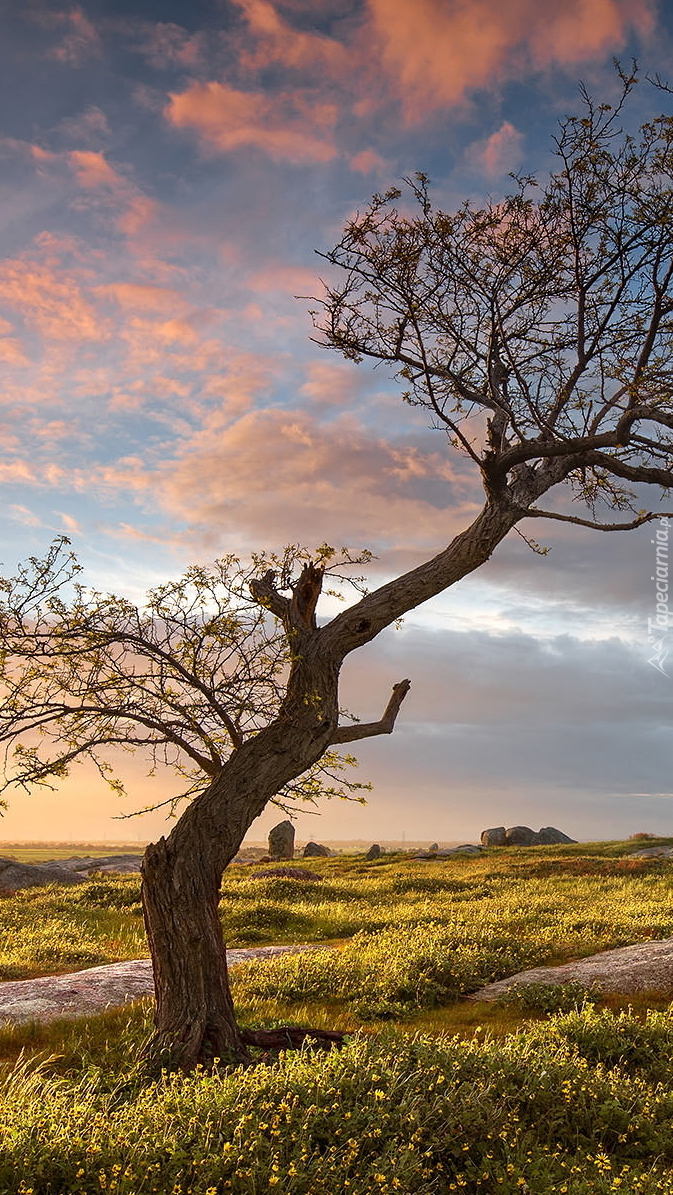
[241,1025,346,1051]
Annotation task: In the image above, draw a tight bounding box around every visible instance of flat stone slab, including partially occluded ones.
[472,938,673,1001]
[0,945,328,1025]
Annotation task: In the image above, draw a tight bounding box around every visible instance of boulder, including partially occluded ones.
[303,842,331,857]
[429,843,438,852]
[45,854,143,873]
[365,844,381,860]
[441,844,482,856]
[413,844,482,859]
[0,857,86,891]
[480,826,507,847]
[268,820,295,860]
[536,827,577,845]
[505,826,538,846]
[471,937,673,1002]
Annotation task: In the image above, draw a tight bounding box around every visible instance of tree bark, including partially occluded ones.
[141,835,250,1070]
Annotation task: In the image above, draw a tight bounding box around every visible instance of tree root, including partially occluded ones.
[241,1025,346,1051]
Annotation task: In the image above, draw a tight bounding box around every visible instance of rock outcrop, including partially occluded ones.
[471,937,673,1001]
[479,826,577,847]
[505,825,539,846]
[536,826,576,845]
[0,858,86,891]
[44,854,144,874]
[268,820,295,860]
[413,844,482,859]
[480,827,507,847]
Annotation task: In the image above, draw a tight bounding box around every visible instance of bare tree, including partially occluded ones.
[1,70,673,1070]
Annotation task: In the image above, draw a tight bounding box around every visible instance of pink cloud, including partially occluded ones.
[56,106,111,145]
[132,22,205,70]
[165,81,338,163]
[366,0,656,118]
[95,282,186,313]
[143,406,479,552]
[467,121,524,178]
[46,7,102,65]
[116,195,159,235]
[69,149,124,189]
[349,148,388,174]
[248,263,320,294]
[0,260,108,343]
[0,337,30,366]
[233,0,349,74]
[66,151,157,235]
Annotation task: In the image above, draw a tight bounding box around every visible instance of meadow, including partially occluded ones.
[1,840,673,1193]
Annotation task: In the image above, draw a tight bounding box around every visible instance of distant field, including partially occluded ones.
[0,843,146,863]
[0,839,463,862]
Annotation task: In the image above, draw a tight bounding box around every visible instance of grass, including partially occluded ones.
[2,838,673,1191]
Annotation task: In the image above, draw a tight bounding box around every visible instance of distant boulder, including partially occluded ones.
[481,827,507,847]
[429,843,438,852]
[268,820,295,860]
[505,826,538,846]
[365,844,381,860]
[303,842,330,857]
[536,827,577,845]
[0,857,85,891]
[414,844,482,859]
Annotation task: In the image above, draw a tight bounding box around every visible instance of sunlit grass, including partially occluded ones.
[1,840,673,1191]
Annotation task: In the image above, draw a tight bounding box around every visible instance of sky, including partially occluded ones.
[1,0,673,845]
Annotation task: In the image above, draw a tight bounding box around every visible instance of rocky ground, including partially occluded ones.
[0,945,329,1025]
[471,938,673,1000]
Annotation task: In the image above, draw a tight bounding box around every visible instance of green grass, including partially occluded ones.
[2,839,673,1192]
[4,1013,673,1193]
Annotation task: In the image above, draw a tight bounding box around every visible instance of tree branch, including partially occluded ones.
[524,508,673,532]
[330,679,411,744]
[249,570,290,621]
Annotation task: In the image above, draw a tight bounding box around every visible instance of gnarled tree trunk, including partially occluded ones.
[141,833,249,1069]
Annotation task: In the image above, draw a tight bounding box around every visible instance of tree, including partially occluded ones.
[2,71,673,1070]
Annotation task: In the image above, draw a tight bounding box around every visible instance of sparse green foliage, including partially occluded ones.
[0,538,371,816]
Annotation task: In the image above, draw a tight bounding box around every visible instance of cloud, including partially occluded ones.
[0,335,30,366]
[165,81,339,163]
[55,106,111,145]
[46,7,102,66]
[232,0,349,75]
[349,148,388,174]
[94,282,187,314]
[366,0,656,118]
[144,404,478,552]
[131,21,206,70]
[467,121,524,178]
[68,149,123,189]
[0,259,107,342]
